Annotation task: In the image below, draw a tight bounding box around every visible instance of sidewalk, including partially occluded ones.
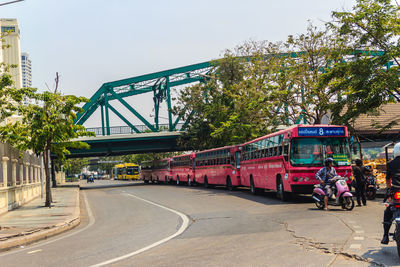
[0,184,80,251]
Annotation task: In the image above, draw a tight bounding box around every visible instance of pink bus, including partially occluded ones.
[170,153,195,186]
[141,161,153,183]
[240,125,352,200]
[151,158,171,184]
[195,145,241,190]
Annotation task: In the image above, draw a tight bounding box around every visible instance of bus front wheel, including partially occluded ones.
[250,177,257,195]
[204,177,209,188]
[276,176,289,201]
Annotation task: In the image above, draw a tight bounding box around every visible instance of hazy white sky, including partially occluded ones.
[1,0,356,127]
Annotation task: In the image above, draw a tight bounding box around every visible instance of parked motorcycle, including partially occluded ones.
[87,176,94,183]
[312,176,354,210]
[384,188,400,257]
[365,174,377,200]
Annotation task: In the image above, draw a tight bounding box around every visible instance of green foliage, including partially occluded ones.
[322,0,400,127]
[64,158,89,175]
[0,89,94,160]
[121,152,178,164]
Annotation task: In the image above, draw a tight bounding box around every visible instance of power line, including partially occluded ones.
[0,0,24,7]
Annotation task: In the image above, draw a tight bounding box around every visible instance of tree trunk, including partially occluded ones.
[44,148,52,207]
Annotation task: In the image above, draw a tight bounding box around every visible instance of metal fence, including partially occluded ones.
[86,123,185,136]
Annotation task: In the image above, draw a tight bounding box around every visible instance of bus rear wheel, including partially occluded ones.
[226,177,233,191]
[204,177,209,188]
[187,175,191,186]
[250,177,257,195]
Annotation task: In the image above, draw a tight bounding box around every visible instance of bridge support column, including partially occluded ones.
[101,104,105,136]
[104,91,110,135]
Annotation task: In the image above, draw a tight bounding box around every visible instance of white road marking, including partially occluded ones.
[0,191,95,257]
[355,230,364,234]
[27,249,42,254]
[349,244,361,249]
[353,225,361,229]
[354,236,364,241]
[90,192,190,267]
[348,221,356,224]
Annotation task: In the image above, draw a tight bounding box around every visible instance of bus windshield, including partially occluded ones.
[290,137,351,167]
[126,166,139,175]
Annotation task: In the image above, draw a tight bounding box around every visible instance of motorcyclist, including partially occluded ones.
[381,142,400,244]
[315,158,337,211]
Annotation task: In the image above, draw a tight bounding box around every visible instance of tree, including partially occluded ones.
[121,152,178,165]
[175,25,347,149]
[0,73,94,207]
[64,158,89,176]
[281,24,348,124]
[321,0,400,127]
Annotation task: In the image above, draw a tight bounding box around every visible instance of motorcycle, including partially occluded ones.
[87,176,94,183]
[384,187,400,257]
[365,174,377,200]
[312,176,355,210]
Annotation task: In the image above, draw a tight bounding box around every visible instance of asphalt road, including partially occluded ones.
[0,180,397,267]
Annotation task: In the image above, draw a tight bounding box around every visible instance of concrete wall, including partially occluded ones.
[56,172,65,185]
[0,142,42,215]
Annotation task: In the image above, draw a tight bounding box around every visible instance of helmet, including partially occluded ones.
[394,143,400,158]
[324,157,334,166]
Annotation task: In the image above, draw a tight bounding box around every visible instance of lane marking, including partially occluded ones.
[90,192,190,267]
[353,225,361,229]
[27,249,42,254]
[0,191,95,257]
[349,244,361,249]
[348,221,356,224]
[354,236,364,241]
[355,230,364,234]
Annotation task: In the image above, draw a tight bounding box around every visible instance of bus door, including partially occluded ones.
[235,151,241,171]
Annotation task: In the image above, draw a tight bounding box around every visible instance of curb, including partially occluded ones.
[0,187,81,252]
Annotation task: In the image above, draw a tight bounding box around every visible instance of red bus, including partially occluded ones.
[170,153,195,186]
[195,145,241,190]
[140,161,153,183]
[240,125,352,200]
[150,158,171,184]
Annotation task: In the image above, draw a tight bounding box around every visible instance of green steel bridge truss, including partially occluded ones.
[75,50,394,136]
[74,61,214,135]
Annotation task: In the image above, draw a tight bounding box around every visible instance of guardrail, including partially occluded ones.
[85,123,184,136]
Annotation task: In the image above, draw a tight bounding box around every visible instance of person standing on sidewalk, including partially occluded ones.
[353,159,366,206]
[381,143,400,244]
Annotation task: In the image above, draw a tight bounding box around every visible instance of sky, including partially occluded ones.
[1,0,356,128]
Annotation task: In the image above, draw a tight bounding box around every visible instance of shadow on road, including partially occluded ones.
[361,246,400,266]
[80,181,146,190]
[147,181,315,207]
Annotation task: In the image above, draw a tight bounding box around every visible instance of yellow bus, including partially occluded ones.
[113,163,140,180]
[124,163,140,180]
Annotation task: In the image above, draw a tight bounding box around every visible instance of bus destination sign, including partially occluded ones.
[298,127,345,137]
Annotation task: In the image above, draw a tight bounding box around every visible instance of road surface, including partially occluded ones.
[0,180,396,266]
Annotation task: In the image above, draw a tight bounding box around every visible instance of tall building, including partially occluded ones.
[21,52,32,88]
[1,19,22,89]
